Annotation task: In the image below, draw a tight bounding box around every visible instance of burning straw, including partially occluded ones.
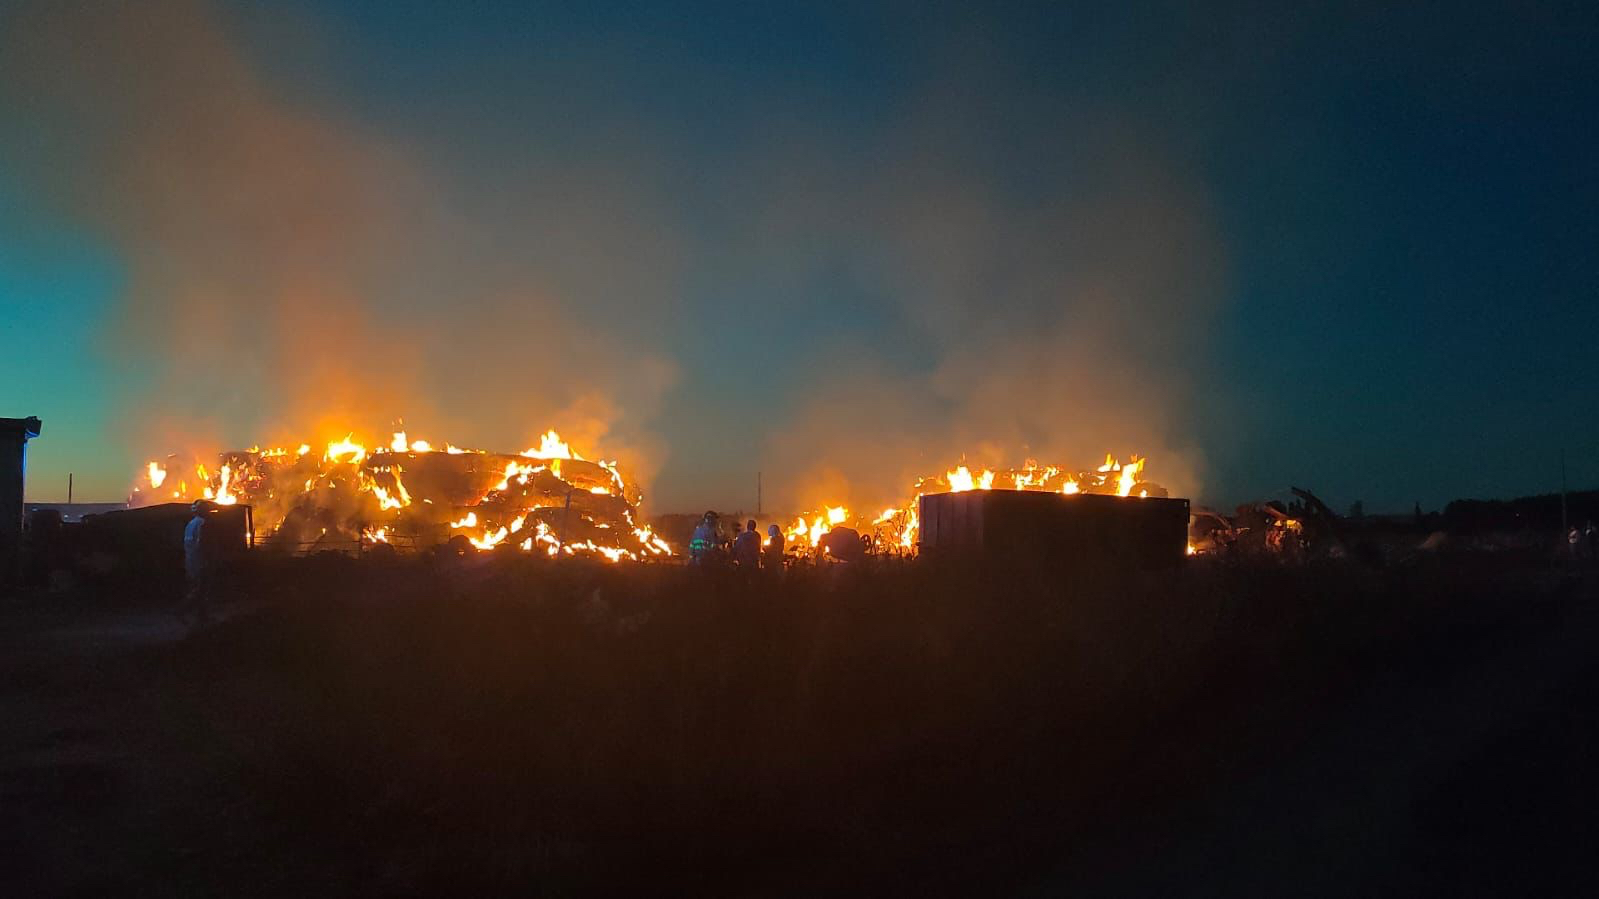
[132,429,672,561]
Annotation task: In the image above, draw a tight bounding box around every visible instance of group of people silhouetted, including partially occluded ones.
[688,510,874,573]
[689,511,787,572]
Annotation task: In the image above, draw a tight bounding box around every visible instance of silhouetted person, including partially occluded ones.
[764,523,785,571]
[733,519,762,570]
[690,511,719,566]
[183,500,218,626]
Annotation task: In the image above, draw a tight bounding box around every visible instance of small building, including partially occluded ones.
[1,416,43,577]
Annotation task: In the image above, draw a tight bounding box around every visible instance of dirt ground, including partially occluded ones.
[3,557,1596,896]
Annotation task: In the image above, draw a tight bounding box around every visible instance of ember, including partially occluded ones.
[129,430,671,561]
[788,453,1164,555]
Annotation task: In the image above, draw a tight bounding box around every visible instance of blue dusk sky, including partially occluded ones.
[2,0,1595,513]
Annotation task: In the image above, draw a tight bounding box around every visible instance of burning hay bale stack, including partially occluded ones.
[131,431,672,561]
[787,454,1168,558]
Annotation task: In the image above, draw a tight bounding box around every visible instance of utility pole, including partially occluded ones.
[1561,449,1569,550]
[68,472,73,505]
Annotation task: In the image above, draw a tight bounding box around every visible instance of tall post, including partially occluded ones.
[1561,449,1569,552]
[68,472,73,506]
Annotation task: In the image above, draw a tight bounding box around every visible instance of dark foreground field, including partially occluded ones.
[3,555,1598,896]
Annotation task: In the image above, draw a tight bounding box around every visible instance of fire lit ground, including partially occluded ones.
[5,548,1599,896]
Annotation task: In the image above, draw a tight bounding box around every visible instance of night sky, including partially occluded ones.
[2,0,1595,514]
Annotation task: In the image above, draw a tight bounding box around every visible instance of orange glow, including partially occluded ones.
[213,463,238,505]
[131,427,669,562]
[787,451,1164,555]
[520,430,574,460]
[325,435,367,465]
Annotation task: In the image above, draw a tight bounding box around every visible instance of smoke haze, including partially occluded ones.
[2,0,1225,510]
[1,0,681,489]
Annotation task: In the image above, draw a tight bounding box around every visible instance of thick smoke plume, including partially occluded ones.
[3,1,1225,511]
[755,125,1224,512]
[0,0,677,489]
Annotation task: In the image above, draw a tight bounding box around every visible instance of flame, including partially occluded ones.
[597,460,628,494]
[947,465,975,492]
[900,504,918,548]
[495,460,540,491]
[1117,456,1144,497]
[131,426,670,563]
[371,484,406,511]
[326,435,367,465]
[945,465,997,493]
[786,451,1164,555]
[213,463,238,505]
[633,525,671,555]
[788,507,853,548]
[471,526,509,550]
[521,430,575,460]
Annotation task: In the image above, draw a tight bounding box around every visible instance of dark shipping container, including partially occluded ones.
[918,490,1189,569]
[79,502,254,573]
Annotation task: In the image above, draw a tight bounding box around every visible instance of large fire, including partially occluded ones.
[130,429,672,561]
[787,454,1161,555]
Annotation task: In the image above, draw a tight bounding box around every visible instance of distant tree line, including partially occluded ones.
[1443,490,1599,535]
